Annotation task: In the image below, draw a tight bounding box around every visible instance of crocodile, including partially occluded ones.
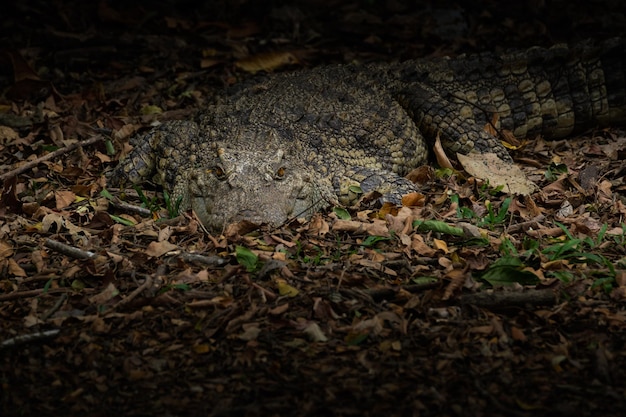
[108,38,626,231]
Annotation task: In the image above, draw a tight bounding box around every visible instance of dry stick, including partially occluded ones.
[109,200,152,217]
[44,238,97,260]
[108,276,154,312]
[0,134,103,182]
[459,288,556,309]
[178,252,228,266]
[0,287,73,302]
[40,293,68,321]
[0,329,61,350]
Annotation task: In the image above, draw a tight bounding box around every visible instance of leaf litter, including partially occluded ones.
[1,2,626,416]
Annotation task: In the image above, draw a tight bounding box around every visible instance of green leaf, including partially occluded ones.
[479,256,539,286]
[345,332,368,346]
[333,207,351,220]
[360,235,390,247]
[413,220,464,236]
[545,162,568,181]
[236,246,259,272]
[105,139,116,156]
[411,276,438,285]
[348,185,363,194]
[109,214,136,226]
[100,188,115,200]
[71,279,86,291]
[43,278,54,293]
[171,283,191,291]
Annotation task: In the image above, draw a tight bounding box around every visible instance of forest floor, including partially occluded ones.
[1,1,626,416]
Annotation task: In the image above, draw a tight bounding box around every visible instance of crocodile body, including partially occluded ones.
[108,38,626,231]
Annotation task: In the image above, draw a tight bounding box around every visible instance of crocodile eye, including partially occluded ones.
[213,166,227,180]
[275,167,286,180]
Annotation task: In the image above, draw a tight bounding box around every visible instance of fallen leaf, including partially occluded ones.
[275,278,299,297]
[0,240,14,260]
[303,322,328,342]
[7,258,26,277]
[458,152,536,195]
[145,240,179,257]
[235,51,299,74]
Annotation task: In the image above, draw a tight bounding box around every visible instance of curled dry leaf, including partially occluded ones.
[235,51,299,74]
[433,133,453,169]
[145,240,179,257]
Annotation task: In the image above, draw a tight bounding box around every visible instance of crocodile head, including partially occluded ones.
[178,142,329,232]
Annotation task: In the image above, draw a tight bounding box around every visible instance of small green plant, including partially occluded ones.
[450,194,512,228]
[163,189,183,219]
[479,255,539,286]
[494,223,617,290]
[477,197,512,228]
[610,224,626,246]
[360,235,391,247]
[302,245,325,265]
[134,185,161,213]
[236,246,261,272]
[477,178,505,197]
[450,194,476,219]
[544,162,568,181]
[159,283,191,294]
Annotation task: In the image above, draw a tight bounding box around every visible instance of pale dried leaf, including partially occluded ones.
[7,258,26,277]
[0,240,14,260]
[145,240,179,257]
[53,191,75,211]
[433,133,453,169]
[457,152,536,195]
[235,51,299,74]
[89,282,120,305]
[303,322,328,342]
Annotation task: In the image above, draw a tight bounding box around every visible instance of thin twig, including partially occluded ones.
[108,276,154,311]
[0,135,104,181]
[44,238,97,260]
[460,288,556,309]
[109,199,152,217]
[0,287,73,302]
[178,252,228,266]
[40,293,68,321]
[0,329,61,350]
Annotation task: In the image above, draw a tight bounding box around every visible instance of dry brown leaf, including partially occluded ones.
[238,323,261,341]
[411,234,437,257]
[145,240,179,257]
[89,282,120,305]
[401,192,425,207]
[355,259,397,276]
[7,258,26,277]
[303,322,328,342]
[433,238,449,253]
[405,165,435,184]
[41,212,65,233]
[442,268,467,300]
[30,249,46,272]
[332,219,390,237]
[269,303,290,315]
[457,152,536,195]
[0,240,13,260]
[235,51,299,74]
[55,190,76,210]
[433,133,454,169]
[308,213,329,236]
